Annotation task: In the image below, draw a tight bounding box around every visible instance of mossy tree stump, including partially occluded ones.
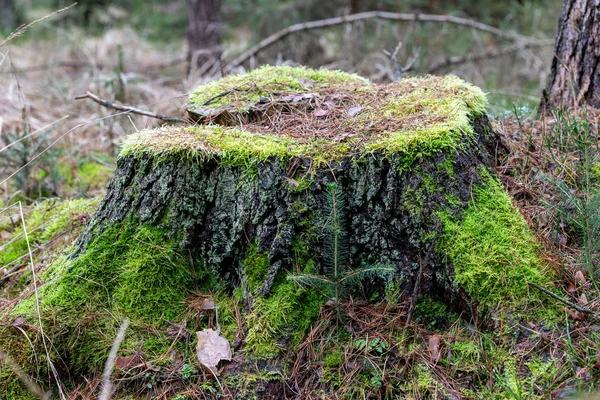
[73,65,543,309]
[2,66,551,396]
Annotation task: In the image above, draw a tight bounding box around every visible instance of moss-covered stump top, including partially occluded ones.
[123,65,487,167]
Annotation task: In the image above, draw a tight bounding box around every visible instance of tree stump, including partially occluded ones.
[3,66,549,393]
[73,65,542,310]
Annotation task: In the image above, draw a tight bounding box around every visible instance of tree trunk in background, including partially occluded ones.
[186,0,222,74]
[543,0,600,110]
[0,0,16,31]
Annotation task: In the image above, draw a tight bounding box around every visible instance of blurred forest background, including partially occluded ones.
[0,0,562,202]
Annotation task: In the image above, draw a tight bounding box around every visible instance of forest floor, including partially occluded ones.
[4,4,600,398]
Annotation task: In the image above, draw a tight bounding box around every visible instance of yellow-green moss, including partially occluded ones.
[243,245,270,293]
[0,197,100,267]
[438,170,551,311]
[188,65,369,111]
[244,280,323,359]
[8,221,195,375]
[121,67,487,170]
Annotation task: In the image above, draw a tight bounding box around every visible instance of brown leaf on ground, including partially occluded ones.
[428,334,442,363]
[313,108,328,117]
[11,317,27,327]
[196,329,232,374]
[347,106,363,117]
[575,270,587,286]
[115,352,143,370]
[285,177,300,187]
[0,230,11,242]
[201,298,215,311]
[566,308,585,321]
[578,293,588,306]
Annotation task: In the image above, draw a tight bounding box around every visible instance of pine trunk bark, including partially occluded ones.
[544,0,600,109]
[0,0,16,31]
[186,0,222,73]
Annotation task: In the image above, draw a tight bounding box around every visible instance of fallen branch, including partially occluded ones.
[428,39,554,73]
[74,91,186,123]
[527,281,596,315]
[225,11,530,72]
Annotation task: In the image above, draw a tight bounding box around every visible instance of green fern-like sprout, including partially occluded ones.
[288,183,395,306]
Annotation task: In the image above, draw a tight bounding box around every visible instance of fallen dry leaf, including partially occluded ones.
[0,230,11,242]
[428,334,442,363]
[347,106,363,117]
[11,317,27,327]
[578,293,588,306]
[566,308,585,321]
[196,329,232,374]
[115,351,143,370]
[201,298,215,311]
[575,270,587,286]
[313,108,328,117]
[285,177,300,187]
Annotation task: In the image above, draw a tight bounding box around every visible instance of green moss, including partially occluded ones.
[324,350,344,368]
[188,65,369,112]
[413,296,459,330]
[121,68,487,170]
[437,156,456,178]
[401,186,425,217]
[77,160,113,188]
[0,198,100,267]
[243,245,270,293]
[244,280,324,359]
[8,221,195,375]
[0,368,37,400]
[438,170,550,311]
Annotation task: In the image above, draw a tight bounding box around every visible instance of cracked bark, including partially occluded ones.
[74,115,505,310]
[544,0,600,109]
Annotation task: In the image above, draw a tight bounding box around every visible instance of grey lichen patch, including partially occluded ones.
[122,67,488,169]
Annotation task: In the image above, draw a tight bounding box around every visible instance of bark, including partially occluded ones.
[544,0,600,110]
[186,0,222,73]
[74,115,503,311]
[0,0,16,30]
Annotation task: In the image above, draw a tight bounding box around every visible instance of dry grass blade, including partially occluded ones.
[0,115,69,154]
[0,3,78,49]
[18,201,66,399]
[98,318,130,400]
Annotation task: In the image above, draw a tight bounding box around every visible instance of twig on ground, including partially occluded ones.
[75,91,186,123]
[406,220,443,325]
[225,11,531,72]
[98,318,130,400]
[527,281,596,314]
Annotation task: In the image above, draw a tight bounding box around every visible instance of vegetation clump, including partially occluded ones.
[439,171,552,312]
[123,66,487,169]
